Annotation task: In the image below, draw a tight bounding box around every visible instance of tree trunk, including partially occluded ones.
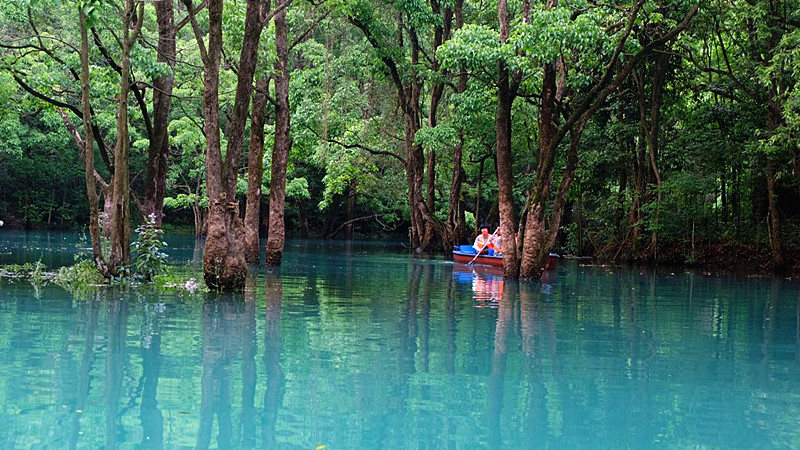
[766,159,783,271]
[628,126,647,259]
[495,0,519,279]
[545,118,586,253]
[205,0,266,284]
[345,180,356,239]
[142,0,176,226]
[75,13,108,277]
[444,0,467,251]
[634,51,668,262]
[421,4,451,250]
[244,76,270,264]
[202,0,247,290]
[519,61,558,280]
[108,0,143,274]
[265,2,291,266]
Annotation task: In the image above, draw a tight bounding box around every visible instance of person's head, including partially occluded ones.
[479,223,490,236]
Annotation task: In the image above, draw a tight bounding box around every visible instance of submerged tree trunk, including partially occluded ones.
[142,0,176,226]
[75,12,108,277]
[444,0,467,251]
[495,0,520,279]
[108,0,143,274]
[204,0,266,285]
[265,2,291,266]
[201,0,247,290]
[519,60,558,280]
[244,76,270,264]
[421,2,452,250]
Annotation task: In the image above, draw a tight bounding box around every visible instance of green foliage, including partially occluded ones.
[286,177,311,199]
[52,259,104,292]
[132,215,169,282]
[0,261,46,282]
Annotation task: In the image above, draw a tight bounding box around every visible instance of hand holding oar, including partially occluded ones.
[469,227,500,265]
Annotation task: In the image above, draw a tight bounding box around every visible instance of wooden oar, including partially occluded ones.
[468,227,500,265]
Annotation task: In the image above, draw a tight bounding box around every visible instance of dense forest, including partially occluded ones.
[1,0,799,286]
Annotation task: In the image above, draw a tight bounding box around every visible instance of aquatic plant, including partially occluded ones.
[52,259,104,292]
[132,214,169,282]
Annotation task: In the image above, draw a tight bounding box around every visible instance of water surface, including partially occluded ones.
[1,232,799,448]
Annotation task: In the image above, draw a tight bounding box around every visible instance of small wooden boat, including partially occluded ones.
[452,245,560,271]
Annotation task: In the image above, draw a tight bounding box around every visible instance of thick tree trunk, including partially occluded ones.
[495,0,520,279]
[519,62,558,280]
[265,2,291,266]
[204,0,265,285]
[405,112,426,249]
[202,0,247,290]
[142,0,176,226]
[244,76,270,264]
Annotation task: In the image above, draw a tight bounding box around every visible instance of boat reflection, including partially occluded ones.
[453,264,558,303]
[452,265,504,303]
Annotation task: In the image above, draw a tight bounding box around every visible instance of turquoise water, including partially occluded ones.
[1,232,800,448]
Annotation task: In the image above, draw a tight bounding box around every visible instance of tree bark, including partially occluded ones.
[265,1,291,266]
[244,76,270,264]
[766,159,783,270]
[422,2,452,250]
[71,12,108,279]
[108,0,143,274]
[201,0,248,290]
[634,50,668,261]
[495,0,520,279]
[519,61,559,280]
[444,0,467,251]
[142,0,176,226]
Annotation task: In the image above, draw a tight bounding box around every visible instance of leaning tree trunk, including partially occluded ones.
[142,0,176,226]
[519,60,559,280]
[265,2,291,266]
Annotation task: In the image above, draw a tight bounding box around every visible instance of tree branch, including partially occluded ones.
[12,72,114,172]
[303,123,406,164]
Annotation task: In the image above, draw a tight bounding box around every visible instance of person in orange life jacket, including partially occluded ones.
[473,223,498,254]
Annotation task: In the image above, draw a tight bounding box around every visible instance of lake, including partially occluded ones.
[1,231,799,448]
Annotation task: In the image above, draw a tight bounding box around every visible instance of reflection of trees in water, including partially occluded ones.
[139,300,164,448]
[69,297,99,450]
[487,281,512,450]
[263,271,284,448]
[240,270,258,449]
[105,296,127,450]
[196,296,250,449]
[15,260,800,447]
